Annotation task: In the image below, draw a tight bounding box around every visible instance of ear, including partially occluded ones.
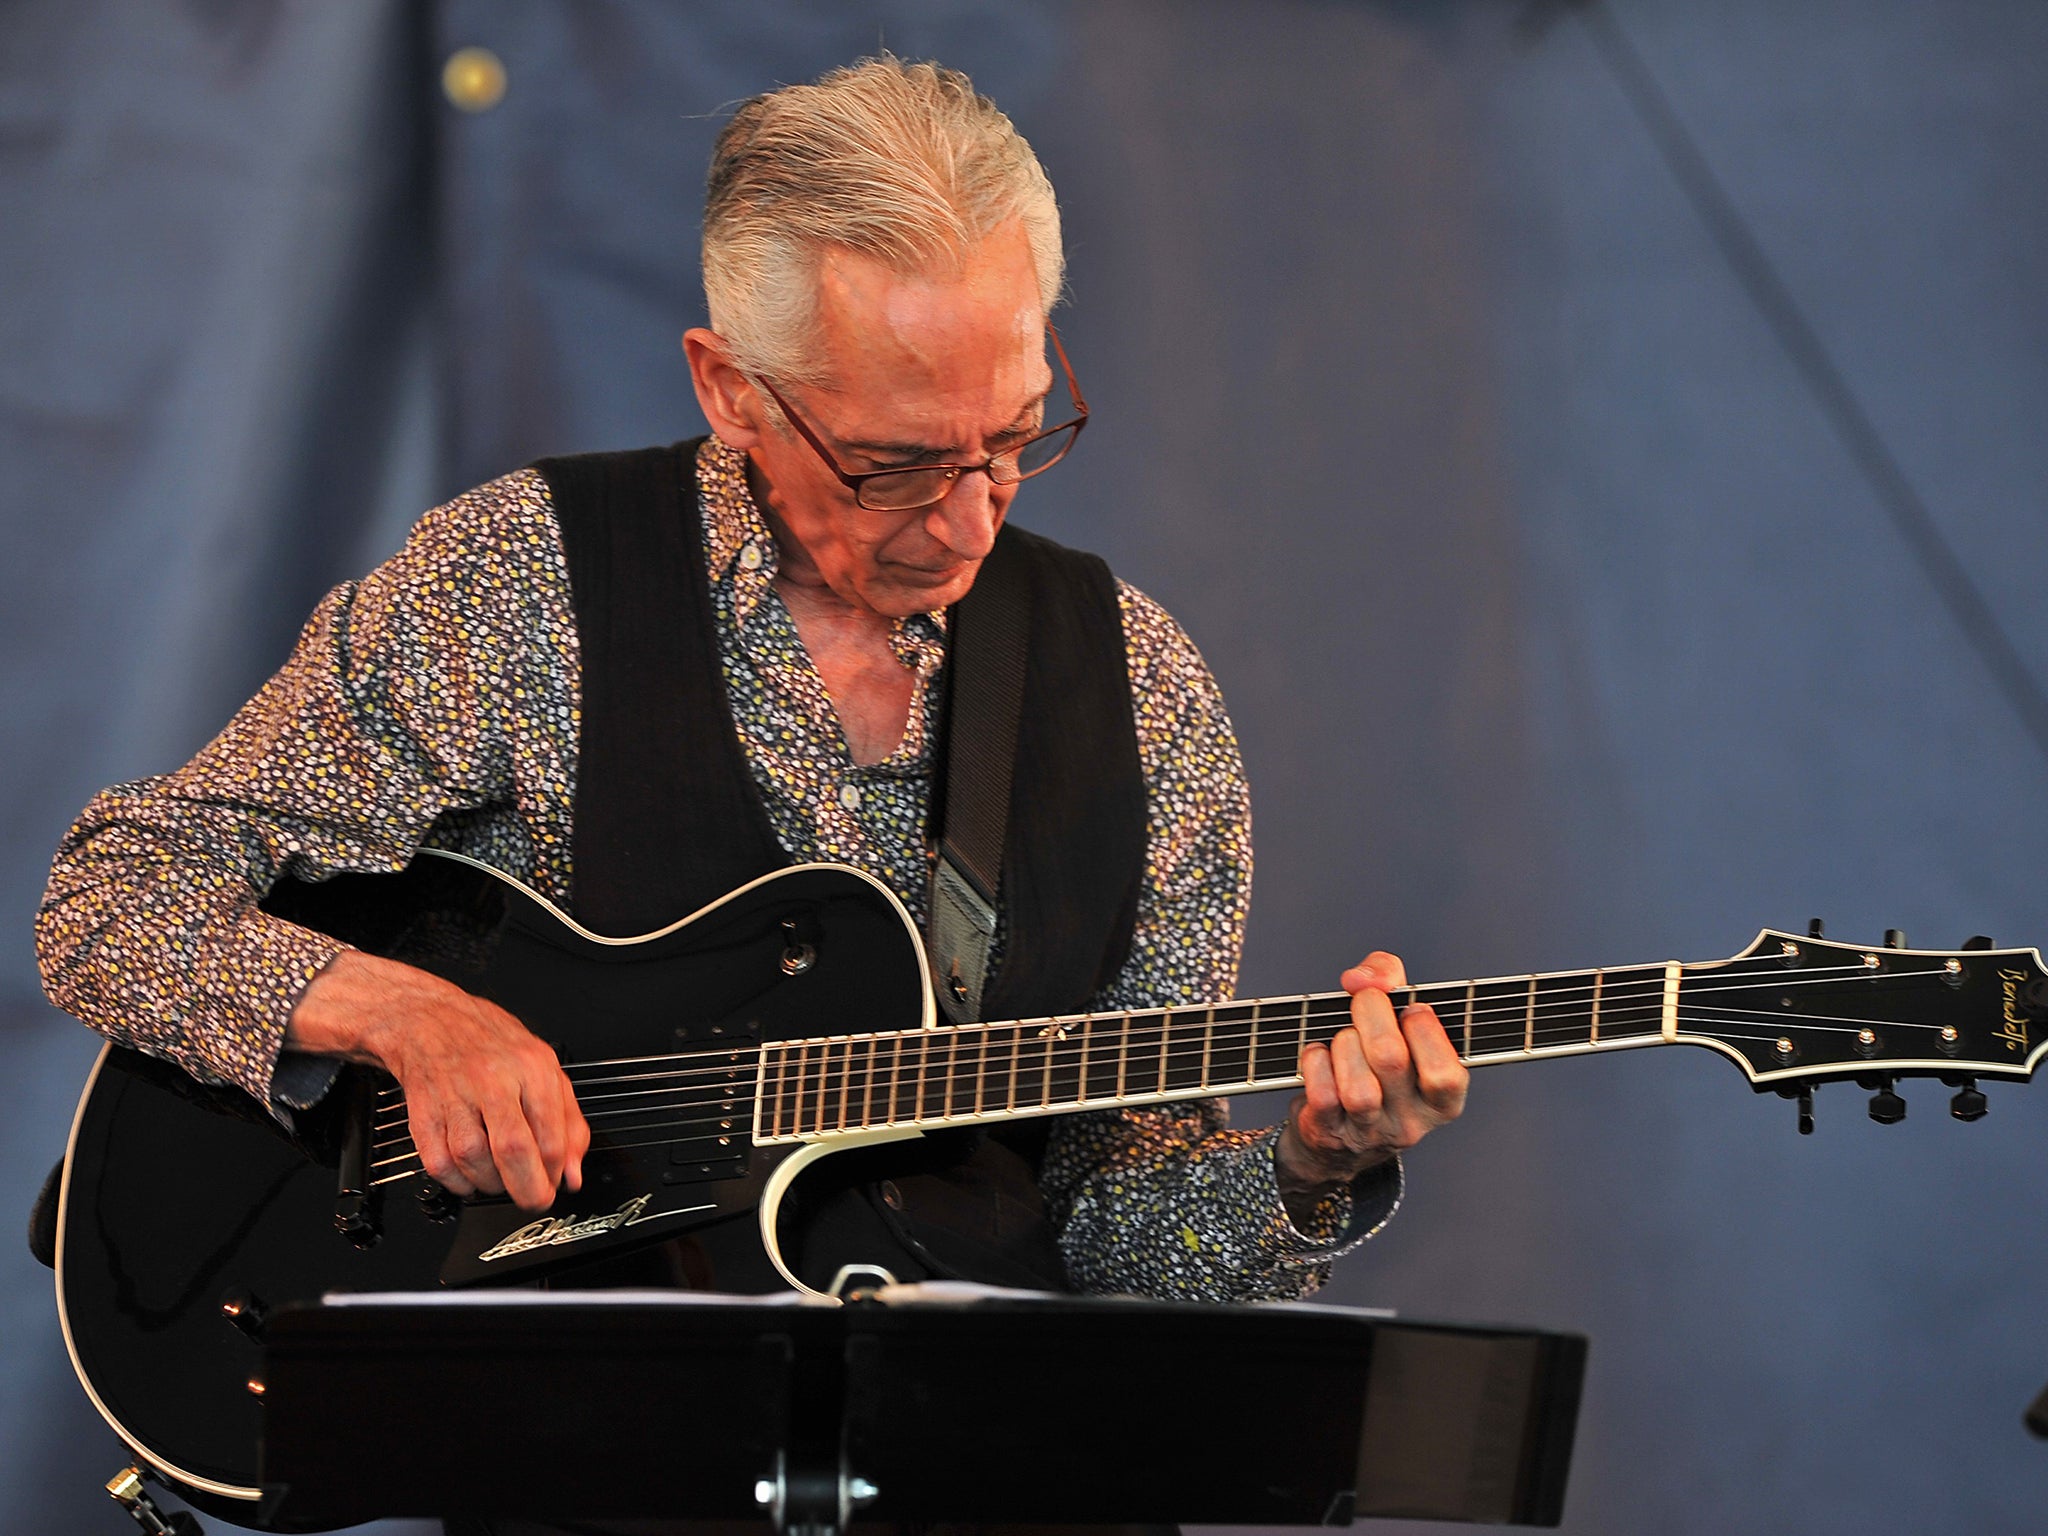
[683,328,767,451]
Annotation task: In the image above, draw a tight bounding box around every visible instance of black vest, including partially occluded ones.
[534,440,1146,1291]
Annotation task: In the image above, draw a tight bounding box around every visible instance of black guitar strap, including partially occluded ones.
[929,537,1031,1024]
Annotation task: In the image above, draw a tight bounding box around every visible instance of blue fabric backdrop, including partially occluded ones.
[5,2,2045,1531]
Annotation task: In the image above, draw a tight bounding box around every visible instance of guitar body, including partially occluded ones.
[55,851,934,1516]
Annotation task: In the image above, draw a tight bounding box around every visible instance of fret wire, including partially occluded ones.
[780,1042,796,1138]
[757,1046,773,1139]
[784,1043,799,1138]
[813,1039,832,1135]
[941,1027,960,1120]
[832,1036,849,1132]
[1296,997,1310,1071]
[911,1030,929,1122]
[1200,1004,1215,1090]
[1463,981,1475,1057]
[812,1038,828,1135]
[1001,1020,1020,1116]
[1523,977,1537,1052]
[793,1041,812,1137]
[1156,1012,1171,1095]
[973,1023,988,1116]
[885,1030,903,1126]
[1244,1001,1260,1085]
[860,1034,876,1130]
[1078,1013,1094,1104]
[1591,970,1603,1044]
[1115,1012,1131,1100]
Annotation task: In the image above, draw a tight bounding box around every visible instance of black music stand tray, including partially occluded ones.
[257,1286,1585,1530]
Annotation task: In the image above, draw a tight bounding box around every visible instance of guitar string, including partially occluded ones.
[363,961,1953,1124]
[362,972,1972,1142]
[363,988,1985,1158]
[364,1000,1986,1183]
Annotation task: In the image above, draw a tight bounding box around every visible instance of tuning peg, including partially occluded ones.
[1780,1082,1817,1132]
[1950,1080,1989,1122]
[1867,1080,1907,1124]
[1884,929,1907,949]
[1808,918,1826,938]
[1962,935,1995,951]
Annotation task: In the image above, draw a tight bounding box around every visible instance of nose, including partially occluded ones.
[923,469,1002,560]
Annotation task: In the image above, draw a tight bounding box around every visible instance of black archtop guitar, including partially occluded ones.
[53,848,2048,1518]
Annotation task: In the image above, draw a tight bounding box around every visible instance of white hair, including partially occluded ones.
[702,55,1064,386]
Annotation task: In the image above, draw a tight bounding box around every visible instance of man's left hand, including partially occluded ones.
[1275,951,1469,1224]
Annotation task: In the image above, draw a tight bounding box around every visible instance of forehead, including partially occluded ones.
[807,226,1050,427]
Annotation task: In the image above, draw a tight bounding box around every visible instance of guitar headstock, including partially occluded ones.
[1678,927,2048,1129]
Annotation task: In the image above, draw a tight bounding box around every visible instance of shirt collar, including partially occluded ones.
[693,435,950,647]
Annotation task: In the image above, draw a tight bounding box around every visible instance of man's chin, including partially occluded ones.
[880,563,978,613]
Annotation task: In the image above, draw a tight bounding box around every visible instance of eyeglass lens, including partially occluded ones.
[853,422,1081,510]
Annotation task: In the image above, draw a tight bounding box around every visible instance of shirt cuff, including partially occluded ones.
[1265,1127,1405,1259]
[269,1049,344,1111]
[185,908,350,1114]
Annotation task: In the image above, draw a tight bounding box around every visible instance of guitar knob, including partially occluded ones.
[335,1193,383,1249]
[417,1178,461,1224]
[1884,929,1907,949]
[1797,1085,1815,1135]
[1950,1081,1989,1122]
[1867,1082,1907,1124]
[1808,918,1826,938]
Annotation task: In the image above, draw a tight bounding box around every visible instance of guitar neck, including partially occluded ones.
[755,961,1679,1142]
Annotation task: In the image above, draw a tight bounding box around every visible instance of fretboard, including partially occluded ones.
[755,962,1680,1142]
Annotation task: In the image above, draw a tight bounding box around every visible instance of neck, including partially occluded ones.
[755,961,1680,1142]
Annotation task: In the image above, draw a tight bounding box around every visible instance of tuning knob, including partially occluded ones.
[1797,1085,1815,1135]
[1950,1080,1989,1122]
[1884,929,1907,949]
[1867,1081,1907,1124]
[1808,918,1826,938]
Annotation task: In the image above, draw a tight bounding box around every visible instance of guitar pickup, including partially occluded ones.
[664,1145,748,1185]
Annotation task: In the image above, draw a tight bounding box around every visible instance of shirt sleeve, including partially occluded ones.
[1038,582,1401,1301]
[34,471,577,1111]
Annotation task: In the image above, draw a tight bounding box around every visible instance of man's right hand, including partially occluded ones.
[286,950,590,1211]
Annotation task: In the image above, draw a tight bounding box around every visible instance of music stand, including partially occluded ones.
[257,1286,1584,1530]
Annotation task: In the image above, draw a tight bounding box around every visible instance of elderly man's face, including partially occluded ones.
[745,221,1053,621]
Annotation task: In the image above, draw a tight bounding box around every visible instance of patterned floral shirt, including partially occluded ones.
[38,437,1397,1300]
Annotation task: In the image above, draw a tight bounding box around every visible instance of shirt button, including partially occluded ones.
[739,543,764,571]
[838,783,863,811]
